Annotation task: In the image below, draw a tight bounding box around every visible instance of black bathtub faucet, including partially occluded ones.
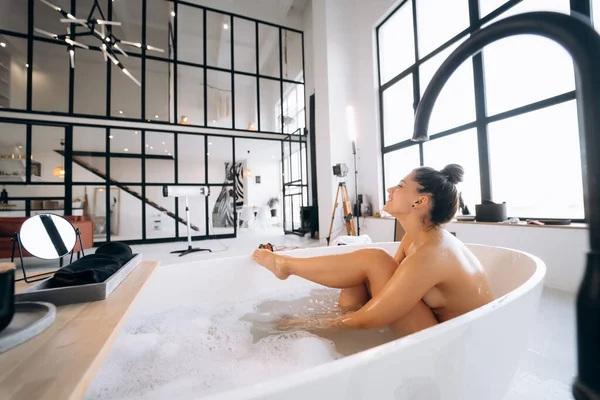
[411,12,600,400]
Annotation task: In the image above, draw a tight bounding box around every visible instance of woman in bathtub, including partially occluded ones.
[252,164,494,337]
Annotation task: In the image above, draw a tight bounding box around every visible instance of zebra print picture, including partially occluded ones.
[211,162,244,228]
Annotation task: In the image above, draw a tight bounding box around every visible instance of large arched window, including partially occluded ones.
[377,0,592,220]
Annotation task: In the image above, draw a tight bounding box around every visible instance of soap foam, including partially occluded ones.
[85,287,394,399]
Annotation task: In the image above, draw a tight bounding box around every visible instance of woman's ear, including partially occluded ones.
[414,195,430,208]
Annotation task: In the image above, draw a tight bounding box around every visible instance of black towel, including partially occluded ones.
[47,242,134,288]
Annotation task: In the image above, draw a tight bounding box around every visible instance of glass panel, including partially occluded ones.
[479,0,510,18]
[422,130,481,214]
[146,0,174,60]
[207,70,232,128]
[378,1,414,85]
[177,65,205,126]
[0,123,27,184]
[383,145,421,202]
[145,131,174,183]
[282,30,303,82]
[74,49,106,116]
[483,0,573,115]
[260,78,281,133]
[177,134,205,184]
[382,75,414,146]
[73,126,106,183]
[208,185,235,235]
[32,42,69,113]
[34,0,70,38]
[0,185,64,219]
[145,185,176,239]
[259,24,280,78]
[595,0,600,34]
[282,82,305,135]
[0,36,27,110]
[235,138,281,211]
[483,0,570,25]
[110,0,143,56]
[488,101,584,219]
[111,185,142,241]
[177,195,207,238]
[0,0,27,33]
[110,129,141,183]
[177,3,204,64]
[420,38,475,134]
[146,60,172,123]
[234,17,256,74]
[111,56,141,119]
[234,74,257,130]
[206,11,231,69]
[32,125,65,183]
[207,136,233,184]
[417,0,470,58]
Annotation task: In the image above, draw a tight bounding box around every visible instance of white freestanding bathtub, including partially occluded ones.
[86,242,546,400]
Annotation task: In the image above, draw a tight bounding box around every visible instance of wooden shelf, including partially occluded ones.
[0,260,159,400]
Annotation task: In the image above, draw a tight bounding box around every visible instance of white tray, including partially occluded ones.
[15,254,142,306]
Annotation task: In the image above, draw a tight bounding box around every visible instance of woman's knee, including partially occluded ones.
[355,248,396,266]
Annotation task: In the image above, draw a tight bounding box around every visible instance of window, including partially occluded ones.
[276,74,306,135]
[378,1,415,85]
[383,146,420,195]
[382,76,414,146]
[422,130,481,213]
[488,101,584,219]
[377,0,586,220]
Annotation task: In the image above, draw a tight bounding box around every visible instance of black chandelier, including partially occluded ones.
[36,0,164,86]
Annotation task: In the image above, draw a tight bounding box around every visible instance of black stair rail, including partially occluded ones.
[57,150,200,232]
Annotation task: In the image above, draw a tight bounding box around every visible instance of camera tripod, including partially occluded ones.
[326,182,356,245]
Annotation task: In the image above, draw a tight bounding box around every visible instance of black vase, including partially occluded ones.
[0,267,15,332]
[270,209,277,217]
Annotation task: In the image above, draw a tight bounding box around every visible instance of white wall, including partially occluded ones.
[309,0,397,242]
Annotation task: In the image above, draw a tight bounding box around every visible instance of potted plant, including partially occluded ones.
[267,197,279,217]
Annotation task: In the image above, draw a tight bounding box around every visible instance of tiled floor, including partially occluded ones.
[505,287,576,400]
[12,228,577,398]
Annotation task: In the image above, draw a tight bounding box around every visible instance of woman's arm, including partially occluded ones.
[337,246,442,329]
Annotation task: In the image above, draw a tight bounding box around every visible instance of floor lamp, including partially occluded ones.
[163,185,212,257]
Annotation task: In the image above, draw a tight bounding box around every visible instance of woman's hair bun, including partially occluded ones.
[441,164,464,185]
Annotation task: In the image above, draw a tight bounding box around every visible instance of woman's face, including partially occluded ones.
[383,171,427,216]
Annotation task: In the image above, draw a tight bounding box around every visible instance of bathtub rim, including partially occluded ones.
[200,242,547,400]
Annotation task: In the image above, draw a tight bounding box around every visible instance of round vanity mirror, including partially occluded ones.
[20,214,77,260]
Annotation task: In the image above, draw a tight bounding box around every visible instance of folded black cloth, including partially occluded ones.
[47,242,134,288]
[95,241,133,264]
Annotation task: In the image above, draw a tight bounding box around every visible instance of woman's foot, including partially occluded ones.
[252,249,290,280]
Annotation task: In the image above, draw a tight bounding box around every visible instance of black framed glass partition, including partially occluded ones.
[0,0,306,136]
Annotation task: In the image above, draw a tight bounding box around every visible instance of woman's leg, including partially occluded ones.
[252,248,397,289]
[337,284,370,309]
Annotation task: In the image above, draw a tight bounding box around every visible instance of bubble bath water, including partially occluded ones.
[85,286,395,400]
